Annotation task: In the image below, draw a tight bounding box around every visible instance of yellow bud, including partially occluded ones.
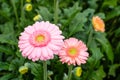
[33,14,42,21]
[75,67,82,77]
[25,3,32,12]
[92,16,105,32]
[19,66,28,74]
[26,0,31,3]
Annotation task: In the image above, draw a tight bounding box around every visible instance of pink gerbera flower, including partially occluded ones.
[18,21,64,61]
[58,38,89,65]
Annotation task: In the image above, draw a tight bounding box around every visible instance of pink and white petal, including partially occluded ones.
[40,56,45,60]
[42,21,51,30]
[51,35,64,40]
[18,43,31,50]
[28,48,39,60]
[41,47,49,59]
[24,26,35,34]
[32,57,39,62]
[59,51,67,56]
[19,35,29,40]
[45,47,54,58]
[35,47,42,59]
[47,43,61,51]
[78,41,88,51]
[79,58,86,64]
[78,55,88,60]
[64,39,75,47]
[80,51,89,57]
[22,45,34,57]
[33,22,43,31]
[49,25,59,33]
[20,32,30,37]
[75,58,81,65]
[51,30,62,36]
[51,40,64,47]
[18,40,28,44]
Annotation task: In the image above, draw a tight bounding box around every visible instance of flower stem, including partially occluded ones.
[11,0,20,27]
[43,61,47,80]
[68,65,73,80]
[54,0,59,24]
[21,0,25,19]
[87,29,93,47]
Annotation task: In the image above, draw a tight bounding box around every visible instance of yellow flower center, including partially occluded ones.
[69,48,77,55]
[35,35,45,43]
[29,30,51,47]
[67,47,78,57]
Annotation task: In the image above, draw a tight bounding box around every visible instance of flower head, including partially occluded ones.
[58,38,89,65]
[25,3,32,12]
[74,67,82,77]
[18,21,64,61]
[33,14,42,21]
[92,16,105,32]
[19,66,28,74]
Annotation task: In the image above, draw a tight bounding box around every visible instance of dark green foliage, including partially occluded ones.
[0,0,120,80]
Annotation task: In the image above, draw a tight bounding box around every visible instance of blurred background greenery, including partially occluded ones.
[0,0,120,80]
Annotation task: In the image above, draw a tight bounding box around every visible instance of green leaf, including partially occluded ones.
[105,6,120,21]
[88,0,98,9]
[30,62,43,80]
[0,33,17,45]
[36,7,53,21]
[91,66,106,80]
[68,13,86,36]
[9,58,24,71]
[0,21,14,34]
[82,8,95,17]
[115,27,120,37]
[0,62,9,71]
[95,32,114,63]
[88,39,103,67]
[0,73,14,80]
[69,8,94,36]
[63,2,81,18]
[95,13,105,19]
[0,45,14,55]
[101,0,117,11]
[108,64,120,77]
[60,2,82,30]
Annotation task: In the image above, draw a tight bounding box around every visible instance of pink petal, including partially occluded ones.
[25,26,35,34]
[22,45,34,57]
[41,47,49,59]
[47,43,61,51]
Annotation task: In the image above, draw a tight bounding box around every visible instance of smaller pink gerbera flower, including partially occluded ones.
[58,38,89,65]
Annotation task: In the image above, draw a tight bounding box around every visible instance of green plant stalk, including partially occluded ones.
[68,65,73,80]
[11,0,19,27]
[21,0,24,19]
[87,28,93,47]
[54,0,59,24]
[84,26,96,80]
[61,10,79,30]
[43,61,47,80]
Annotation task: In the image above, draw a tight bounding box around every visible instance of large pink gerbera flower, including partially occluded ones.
[58,38,89,65]
[18,21,64,61]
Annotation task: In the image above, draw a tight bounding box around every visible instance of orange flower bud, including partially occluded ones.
[92,16,105,32]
